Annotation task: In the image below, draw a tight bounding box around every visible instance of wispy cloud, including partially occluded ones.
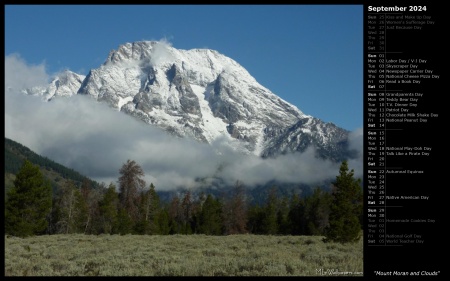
[149,38,174,66]
[5,53,49,90]
[5,54,363,191]
[347,127,364,177]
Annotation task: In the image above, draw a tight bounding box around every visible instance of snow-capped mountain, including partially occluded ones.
[25,41,350,160]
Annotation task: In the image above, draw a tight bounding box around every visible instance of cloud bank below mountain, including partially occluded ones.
[5,54,363,191]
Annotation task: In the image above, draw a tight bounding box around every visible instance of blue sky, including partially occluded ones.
[5,4,363,131]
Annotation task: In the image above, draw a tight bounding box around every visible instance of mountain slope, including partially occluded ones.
[4,137,100,195]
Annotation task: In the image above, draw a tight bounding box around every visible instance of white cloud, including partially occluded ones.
[347,127,364,179]
[218,146,339,186]
[5,54,49,91]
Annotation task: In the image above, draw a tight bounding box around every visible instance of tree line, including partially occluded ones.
[5,159,362,243]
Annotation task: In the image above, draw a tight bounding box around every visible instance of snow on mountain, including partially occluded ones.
[24,41,351,161]
[261,117,349,161]
[23,70,85,101]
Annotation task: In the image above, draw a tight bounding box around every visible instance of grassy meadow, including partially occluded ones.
[5,234,363,276]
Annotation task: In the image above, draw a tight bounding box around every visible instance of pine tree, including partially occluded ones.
[180,190,193,234]
[324,160,363,243]
[147,183,161,234]
[118,159,146,223]
[198,194,223,235]
[247,204,265,234]
[115,208,134,235]
[262,187,278,234]
[135,183,161,234]
[276,195,291,235]
[99,183,119,234]
[287,193,304,235]
[168,195,182,234]
[303,187,332,235]
[5,160,52,237]
[222,181,248,234]
[155,208,171,235]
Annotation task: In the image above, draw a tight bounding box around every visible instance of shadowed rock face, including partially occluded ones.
[166,63,202,117]
[27,41,351,161]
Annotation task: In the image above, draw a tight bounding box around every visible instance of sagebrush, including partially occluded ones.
[5,234,363,276]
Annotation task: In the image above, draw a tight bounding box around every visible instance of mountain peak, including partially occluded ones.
[105,41,163,65]
[24,41,350,161]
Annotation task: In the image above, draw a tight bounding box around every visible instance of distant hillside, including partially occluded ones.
[4,137,100,198]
